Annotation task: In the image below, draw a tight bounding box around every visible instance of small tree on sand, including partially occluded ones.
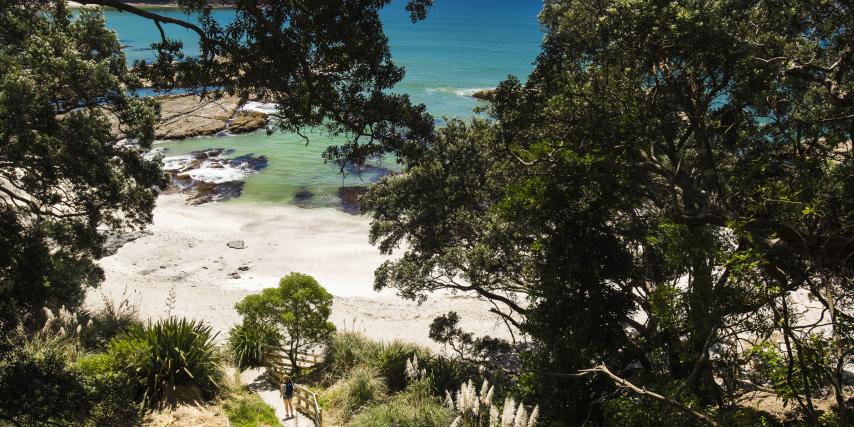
[235,273,335,375]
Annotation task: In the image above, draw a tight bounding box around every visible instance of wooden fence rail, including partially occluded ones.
[262,346,324,426]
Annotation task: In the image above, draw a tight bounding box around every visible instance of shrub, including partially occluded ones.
[235,272,335,375]
[425,356,478,397]
[81,295,143,350]
[329,365,388,419]
[377,340,429,392]
[76,353,142,425]
[223,394,280,427]
[348,378,452,427]
[228,320,280,370]
[111,317,222,406]
[0,345,91,425]
[323,331,384,379]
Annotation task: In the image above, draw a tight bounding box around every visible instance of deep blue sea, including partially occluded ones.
[100,1,544,206]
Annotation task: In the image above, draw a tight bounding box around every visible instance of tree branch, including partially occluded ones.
[555,364,719,426]
[77,0,211,43]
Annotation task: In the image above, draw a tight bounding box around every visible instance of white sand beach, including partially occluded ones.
[85,194,511,350]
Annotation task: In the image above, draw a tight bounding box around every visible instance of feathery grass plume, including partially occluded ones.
[406,354,427,380]
[526,406,539,427]
[513,404,528,427]
[479,379,490,405]
[445,389,456,410]
[500,397,516,427]
[489,406,500,427]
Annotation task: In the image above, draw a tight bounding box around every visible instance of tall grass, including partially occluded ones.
[81,291,143,350]
[377,340,430,392]
[328,365,388,419]
[348,378,452,427]
[323,331,384,377]
[322,331,429,391]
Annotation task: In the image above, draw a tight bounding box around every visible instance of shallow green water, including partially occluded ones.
[156,130,392,206]
[105,1,544,207]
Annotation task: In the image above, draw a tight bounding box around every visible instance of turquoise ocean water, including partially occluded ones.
[102,1,543,206]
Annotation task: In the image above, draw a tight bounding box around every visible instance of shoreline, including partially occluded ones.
[85,194,511,350]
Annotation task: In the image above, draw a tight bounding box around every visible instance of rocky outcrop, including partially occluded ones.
[470,89,495,101]
[228,111,268,134]
[161,148,268,204]
[154,94,268,139]
[106,94,268,140]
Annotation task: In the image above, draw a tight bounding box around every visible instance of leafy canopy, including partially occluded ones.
[235,272,335,372]
[0,1,165,329]
[363,0,854,424]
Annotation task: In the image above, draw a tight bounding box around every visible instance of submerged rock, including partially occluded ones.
[293,188,314,206]
[338,186,369,215]
[160,148,267,204]
[341,163,393,182]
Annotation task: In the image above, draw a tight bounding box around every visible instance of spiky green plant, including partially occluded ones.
[228,320,280,370]
[116,317,222,406]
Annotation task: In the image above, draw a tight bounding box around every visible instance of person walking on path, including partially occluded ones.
[282,376,295,419]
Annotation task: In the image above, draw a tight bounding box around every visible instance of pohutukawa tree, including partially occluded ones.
[235,273,335,375]
[363,0,854,424]
[0,0,434,330]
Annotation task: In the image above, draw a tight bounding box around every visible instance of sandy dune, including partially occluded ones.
[85,194,511,350]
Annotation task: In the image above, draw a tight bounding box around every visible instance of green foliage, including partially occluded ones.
[223,394,281,427]
[228,320,280,370]
[328,365,389,419]
[323,331,385,378]
[361,0,854,423]
[81,297,144,351]
[603,395,691,427]
[716,407,782,427]
[749,340,833,407]
[110,317,222,406]
[235,273,335,374]
[377,340,430,392]
[348,378,452,427]
[424,356,478,397]
[0,345,91,425]
[75,353,142,426]
[0,2,165,330]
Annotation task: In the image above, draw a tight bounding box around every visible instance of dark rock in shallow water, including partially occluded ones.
[341,163,392,182]
[338,186,369,215]
[160,148,266,205]
[230,153,268,170]
[293,188,314,206]
[187,181,245,205]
